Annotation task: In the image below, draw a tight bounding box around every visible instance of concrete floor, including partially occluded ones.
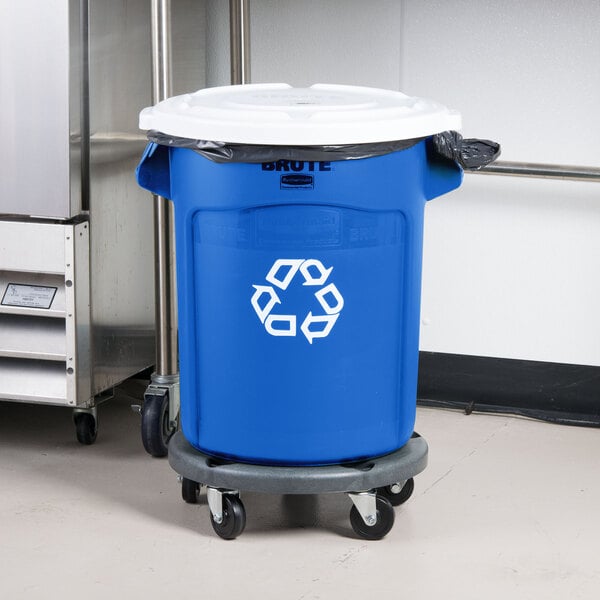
[0,393,598,600]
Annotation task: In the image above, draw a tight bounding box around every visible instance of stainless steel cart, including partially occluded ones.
[0,0,204,446]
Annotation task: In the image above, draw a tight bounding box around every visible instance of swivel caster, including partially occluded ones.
[73,409,97,445]
[348,492,395,540]
[141,392,175,457]
[377,478,415,506]
[207,487,246,540]
[181,477,201,504]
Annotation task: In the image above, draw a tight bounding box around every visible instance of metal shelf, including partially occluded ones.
[0,315,66,361]
[0,358,67,405]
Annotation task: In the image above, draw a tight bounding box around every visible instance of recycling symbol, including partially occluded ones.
[251,258,344,344]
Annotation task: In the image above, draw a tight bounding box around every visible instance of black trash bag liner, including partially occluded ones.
[147,130,500,169]
[432,131,501,170]
[147,130,424,163]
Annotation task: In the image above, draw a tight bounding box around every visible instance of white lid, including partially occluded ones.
[139,83,461,145]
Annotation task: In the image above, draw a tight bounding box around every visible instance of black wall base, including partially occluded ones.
[417,352,600,427]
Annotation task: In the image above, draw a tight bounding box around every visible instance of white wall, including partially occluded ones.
[402,0,600,366]
[206,0,403,88]
[205,0,600,366]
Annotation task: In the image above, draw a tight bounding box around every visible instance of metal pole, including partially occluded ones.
[469,161,600,183]
[230,0,251,84]
[151,0,177,376]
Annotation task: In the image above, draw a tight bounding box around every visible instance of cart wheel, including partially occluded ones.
[349,495,395,540]
[210,495,246,540]
[181,478,200,504]
[377,477,415,507]
[74,412,97,445]
[141,393,174,458]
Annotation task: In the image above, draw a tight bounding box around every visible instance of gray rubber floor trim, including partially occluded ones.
[168,431,428,494]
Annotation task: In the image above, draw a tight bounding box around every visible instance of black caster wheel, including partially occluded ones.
[377,477,415,507]
[74,412,97,445]
[181,478,200,504]
[349,495,395,540]
[141,393,175,458]
[210,495,246,540]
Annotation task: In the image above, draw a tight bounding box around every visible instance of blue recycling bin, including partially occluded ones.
[136,84,464,466]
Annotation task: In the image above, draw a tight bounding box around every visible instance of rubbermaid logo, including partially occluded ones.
[280,174,314,190]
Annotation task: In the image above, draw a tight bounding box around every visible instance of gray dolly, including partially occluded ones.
[168,431,428,540]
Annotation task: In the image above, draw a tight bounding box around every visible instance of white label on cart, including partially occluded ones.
[1,284,58,309]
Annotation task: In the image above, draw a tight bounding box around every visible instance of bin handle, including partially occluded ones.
[423,138,463,201]
[423,133,501,200]
[136,142,172,199]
